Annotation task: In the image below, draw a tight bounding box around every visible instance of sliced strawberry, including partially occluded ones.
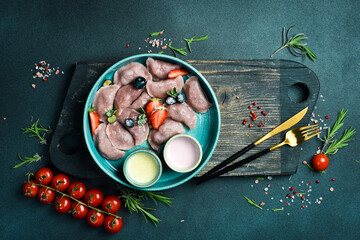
[89,111,100,136]
[146,98,162,116]
[168,69,190,79]
[150,107,167,129]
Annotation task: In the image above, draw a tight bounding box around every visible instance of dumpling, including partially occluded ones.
[114,84,144,114]
[146,75,184,99]
[148,119,185,151]
[93,123,125,160]
[106,121,135,150]
[92,85,120,122]
[113,62,152,86]
[118,108,149,146]
[183,76,212,113]
[166,103,197,129]
[130,91,151,110]
[146,58,181,80]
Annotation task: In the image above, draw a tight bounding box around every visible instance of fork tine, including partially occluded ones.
[292,124,318,134]
[299,125,319,135]
[303,131,321,141]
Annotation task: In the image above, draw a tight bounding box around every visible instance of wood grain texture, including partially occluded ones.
[49,60,319,178]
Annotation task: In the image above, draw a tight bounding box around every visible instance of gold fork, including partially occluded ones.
[196,125,320,184]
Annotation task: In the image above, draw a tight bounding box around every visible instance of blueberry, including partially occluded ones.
[125,118,135,128]
[134,77,146,89]
[165,96,176,105]
[177,92,186,103]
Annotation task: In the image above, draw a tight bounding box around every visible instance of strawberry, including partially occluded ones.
[89,110,100,136]
[150,107,167,129]
[168,69,190,79]
[146,98,162,116]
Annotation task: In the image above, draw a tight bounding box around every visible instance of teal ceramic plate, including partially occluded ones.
[83,54,221,191]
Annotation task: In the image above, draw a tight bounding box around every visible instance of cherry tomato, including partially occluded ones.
[104,215,123,233]
[87,209,105,227]
[51,174,70,192]
[54,195,72,213]
[102,195,121,213]
[67,181,87,200]
[84,188,103,207]
[22,180,39,198]
[38,187,55,204]
[35,167,53,185]
[71,201,88,219]
[312,153,329,171]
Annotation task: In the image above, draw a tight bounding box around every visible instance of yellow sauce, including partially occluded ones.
[126,152,159,186]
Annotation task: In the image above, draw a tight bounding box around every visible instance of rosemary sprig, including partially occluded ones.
[320,109,355,155]
[243,196,263,210]
[22,119,51,144]
[150,30,164,37]
[184,34,208,52]
[14,153,42,168]
[119,186,172,226]
[272,208,284,212]
[270,26,317,61]
[168,41,187,57]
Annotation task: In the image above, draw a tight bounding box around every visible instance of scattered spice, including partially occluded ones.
[329,187,334,192]
[149,30,164,37]
[316,180,320,184]
[32,61,64,82]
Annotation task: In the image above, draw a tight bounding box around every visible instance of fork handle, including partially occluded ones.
[196,148,271,185]
[197,143,255,182]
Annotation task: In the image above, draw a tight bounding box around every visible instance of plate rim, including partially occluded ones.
[83,53,221,191]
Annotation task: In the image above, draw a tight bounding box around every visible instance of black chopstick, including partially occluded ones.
[196,148,271,185]
[196,143,255,183]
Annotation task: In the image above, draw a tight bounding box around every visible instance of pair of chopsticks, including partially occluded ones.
[196,107,311,185]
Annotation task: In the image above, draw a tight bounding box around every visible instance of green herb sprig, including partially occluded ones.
[272,208,284,212]
[243,196,263,210]
[168,41,187,57]
[137,107,148,125]
[22,119,51,144]
[13,153,42,169]
[320,109,355,155]
[150,30,164,37]
[270,26,317,61]
[306,163,325,173]
[119,186,172,226]
[184,34,208,52]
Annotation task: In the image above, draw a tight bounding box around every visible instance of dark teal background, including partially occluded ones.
[1,0,359,239]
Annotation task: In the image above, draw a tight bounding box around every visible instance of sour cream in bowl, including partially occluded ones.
[163,134,203,173]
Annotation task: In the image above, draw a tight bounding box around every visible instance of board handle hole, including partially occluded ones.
[58,134,81,155]
[288,82,310,103]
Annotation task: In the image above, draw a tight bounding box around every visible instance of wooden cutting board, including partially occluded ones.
[49,59,319,178]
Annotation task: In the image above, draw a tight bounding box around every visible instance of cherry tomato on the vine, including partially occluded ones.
[67,181,87,199]
[104,215,123,233]
[22,180,39,198]
[54,196,72,214]
[312,153,329,171]
[84,188,103,207]
[51,174,70,192]
[87,209,105,227]
[35,168,53,185]
[38,187,55,204]
[71,201,88,219]
[102,195,121,213]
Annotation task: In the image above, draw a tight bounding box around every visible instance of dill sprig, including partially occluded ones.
[22,119,51,144]
[119,186,172,226]
[14,153,42,168]
[184,34,208,52]
[270,26,317,61]
[150,30,164,37]
[168,41,187,57]
[321,109,355,156]
[243,196,263,210]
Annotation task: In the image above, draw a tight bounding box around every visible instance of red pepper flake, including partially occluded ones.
[259,202,265,207]
[331,178,335,181]
[126,44,130,47]
[248,105,252,109]
[251,117,256,122]
[265,192,268,194]
[43,78,48,81]
[257,106,261,109]
[253,114,258,118]
[145,39,149,43]
[316,180,320,184]
[248,124,253,128]
[253,102,257,105]
[301,196,305,200]
[307,182,311,185]
[258,124,263,127]
[159,32,163,35]
[31,84,36,88]
[293,191,297,195]
[289,187,294,191]
[242,121,246,125]
[243,119,248,122]
[261,121,264,125]
[325,115,330,119]
[301,205,305,209]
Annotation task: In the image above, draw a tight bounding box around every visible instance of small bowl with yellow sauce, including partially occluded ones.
[123,149,162,188]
